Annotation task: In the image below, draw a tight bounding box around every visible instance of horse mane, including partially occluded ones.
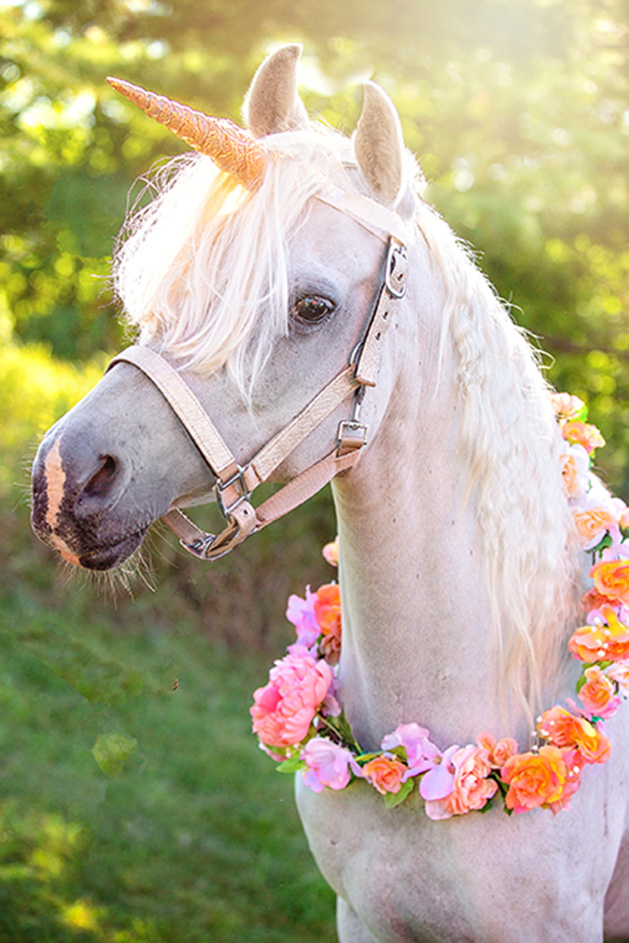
[113,121,582,723]
[417,202,583,720]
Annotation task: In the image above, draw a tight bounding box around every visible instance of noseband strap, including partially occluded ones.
[107,204,409,560]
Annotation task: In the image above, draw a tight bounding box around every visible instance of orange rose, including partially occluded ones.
[573,507,616,546]
[314,584,342,665]
[477,732,519,769]
[538,706,611,764]
[570,606,629,663]
[581,587,611,614]
[560,453,582,497]
[590,559,629,607]
[501,746,567,813]
[363,756,407,795]
[546,749,585,815]
[578,665,621,719]
[562,420,605,454]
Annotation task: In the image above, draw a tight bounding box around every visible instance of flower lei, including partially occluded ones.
[251,393,629,818]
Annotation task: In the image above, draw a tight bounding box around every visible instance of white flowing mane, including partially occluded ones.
[113,122,583,721]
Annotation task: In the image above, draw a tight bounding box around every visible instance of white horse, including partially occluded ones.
[31,46,629,942]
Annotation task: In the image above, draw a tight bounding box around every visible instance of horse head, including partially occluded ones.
[31,45,429,570]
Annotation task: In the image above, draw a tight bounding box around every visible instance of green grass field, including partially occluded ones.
[0,338,339,942]
[0,559,337,943]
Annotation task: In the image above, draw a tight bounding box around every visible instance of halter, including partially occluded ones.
[107,189,409,560]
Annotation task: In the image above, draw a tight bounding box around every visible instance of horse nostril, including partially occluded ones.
[82,455,118,500]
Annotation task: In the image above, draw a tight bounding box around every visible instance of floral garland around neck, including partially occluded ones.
[250,393,629,819]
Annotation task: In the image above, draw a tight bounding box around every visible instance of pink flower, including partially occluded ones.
[424,745,497,820]
[551,392,585,421]
[380,723,441,779]
[250,649,332,748]
[419,743,460,801]
[301,737,361,793]
[286,587,320,647]
[322,537,339,566]
[606,660,629,697]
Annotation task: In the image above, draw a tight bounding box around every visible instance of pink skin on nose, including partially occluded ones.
[44,437,81,567]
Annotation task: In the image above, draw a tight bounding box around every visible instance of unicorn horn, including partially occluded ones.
[106,76,268,189]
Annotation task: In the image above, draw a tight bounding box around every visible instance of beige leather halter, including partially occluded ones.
[107,190,409,560]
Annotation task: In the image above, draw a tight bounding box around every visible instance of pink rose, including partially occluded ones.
[606,660,629,697]
[250,649,332,748]
[322,537,339,566]
[424,745,497,820]
[301,737,360,793]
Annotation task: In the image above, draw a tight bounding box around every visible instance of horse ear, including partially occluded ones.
[243,44,309,138]
[354,82,404,206]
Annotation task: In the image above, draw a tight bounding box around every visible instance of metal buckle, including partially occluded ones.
[215,465,251,518]
[385,240,408,299]
[337,386,368,456]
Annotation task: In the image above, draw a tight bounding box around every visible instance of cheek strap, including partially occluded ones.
[106,232,408,560]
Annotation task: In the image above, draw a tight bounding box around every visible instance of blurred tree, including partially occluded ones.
[1,0,627,483]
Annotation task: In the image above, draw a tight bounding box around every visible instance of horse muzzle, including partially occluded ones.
[31,430,150,570]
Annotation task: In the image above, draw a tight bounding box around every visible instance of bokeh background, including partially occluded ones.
[0,1,627,939]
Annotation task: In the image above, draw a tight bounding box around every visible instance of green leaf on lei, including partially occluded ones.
[384,778,414,809]
[276,757,306,774]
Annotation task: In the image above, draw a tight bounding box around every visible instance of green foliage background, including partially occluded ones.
[0,0,627,939]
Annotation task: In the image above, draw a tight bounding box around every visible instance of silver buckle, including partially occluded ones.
[385,240,408,299]
[337,386,368,456]
[215,465,251,517]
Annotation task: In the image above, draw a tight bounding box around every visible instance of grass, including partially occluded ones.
[0,510,337,943]
[0,339,338,941]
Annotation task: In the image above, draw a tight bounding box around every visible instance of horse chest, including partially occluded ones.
[295,775,620,943]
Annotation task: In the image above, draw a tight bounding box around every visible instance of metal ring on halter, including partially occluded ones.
[216,464,252,517]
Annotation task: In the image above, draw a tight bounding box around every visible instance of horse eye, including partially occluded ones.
[292,295,335,326]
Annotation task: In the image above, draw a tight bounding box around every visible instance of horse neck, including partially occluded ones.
[332,367,508,751]
[329,237,574,751]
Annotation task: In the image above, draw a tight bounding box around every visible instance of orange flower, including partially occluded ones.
[546,749,585,815]
[590,559,629,607]
[538,705,611,764]
[501,746,567,813]
[314,583,342,665]
[363,756,407,795]
[578,665,621,718]
[477,732,519,769]
[562,420,605,454]
[569,607,629,663]
[573,507,616,546]
[560,452,582,497]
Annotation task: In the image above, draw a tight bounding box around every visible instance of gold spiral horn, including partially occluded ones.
[106,76,268,190]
